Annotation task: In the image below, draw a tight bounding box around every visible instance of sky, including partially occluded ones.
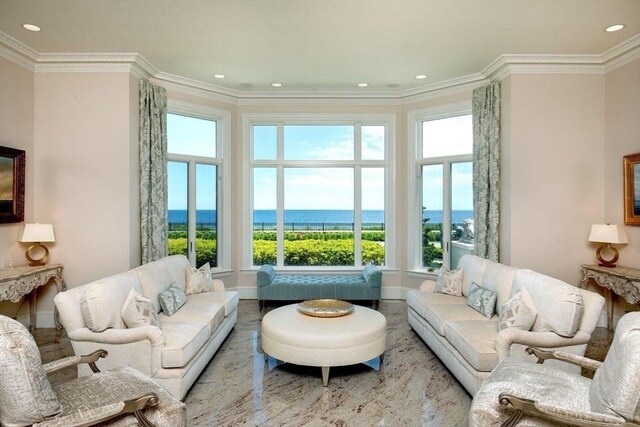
[167,114,473,212]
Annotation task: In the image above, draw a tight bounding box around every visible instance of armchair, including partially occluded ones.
[469,311,640,427]
[0,315,185,427]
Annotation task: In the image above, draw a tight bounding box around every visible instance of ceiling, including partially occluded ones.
[1,0,639,94]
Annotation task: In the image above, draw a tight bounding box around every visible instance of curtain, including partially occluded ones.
[472,82,500,262]
[139,80,168,264]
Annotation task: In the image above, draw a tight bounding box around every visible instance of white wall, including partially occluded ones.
[502,73,605,285]
[0,57,35,319]
[30,71,140,322]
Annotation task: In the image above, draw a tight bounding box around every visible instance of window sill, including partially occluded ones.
[240,266,397,274]
[406,269,439,280]
[211,268,233,278]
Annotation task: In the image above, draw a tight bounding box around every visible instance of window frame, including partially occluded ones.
[242,113,396,271]
[167,100,231,274]
[407,101,472,276]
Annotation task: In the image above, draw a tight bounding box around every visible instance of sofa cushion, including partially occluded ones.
[435,268,464,296]
[405,290,466,321]
[158,285,187,316]
[80,277,134,331]
[457,255,492,296]
[160,301,225,333]
[498,288,537,331]
[0,315,62,426]
[444,320,499,372]
[137,261,176,314]
[419,303,491,336]
[159,319,211,369]
[121,289,159,328]
[481,262,518,315]
[187,291,239,317]
[590,312,640,422]
[161,255,190,292]
[513,269,584,338]
[467,282,498,319]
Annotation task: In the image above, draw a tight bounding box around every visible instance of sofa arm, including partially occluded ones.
[362,265,382,288]
[68,326,164,346]
[257,265,276,287]
[495,329,591,360]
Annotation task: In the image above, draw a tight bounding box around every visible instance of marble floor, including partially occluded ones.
[33,300,612,426]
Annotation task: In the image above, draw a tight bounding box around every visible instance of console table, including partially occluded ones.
[0,264,67,330]
[579,264,640,331]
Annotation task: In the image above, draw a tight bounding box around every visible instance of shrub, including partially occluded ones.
[252,231,385,242]
[168,237,217,267]
[251,239,385,266]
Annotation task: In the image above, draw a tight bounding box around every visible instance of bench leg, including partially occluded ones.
[373,299,380,310]
[322,366,330,387]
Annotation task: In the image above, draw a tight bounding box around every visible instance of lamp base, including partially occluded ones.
[595,243,619,268]
[25,242,49,266]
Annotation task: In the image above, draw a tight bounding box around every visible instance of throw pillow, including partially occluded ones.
[185,263,213,295]
[467,282,497,319]
[158,285,187,316]
[435,268,464,296]
[498,288,538,331]
[121,289,159,328]
[0,315,62,426]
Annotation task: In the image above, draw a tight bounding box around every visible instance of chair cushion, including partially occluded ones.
[51,366,185,426]
[416,303,490,336]
[498,287,537,331]
[590,312,640,422]
[444,320,499,372]
[513,269,584,338]
[435,268,464,296]
[0,315,61,426]
[121,289,159,328]
[159,319,211,368]
[467,282,497,319]
[158,286,187,316]
[137,261,176,314]
[470,357,593,426]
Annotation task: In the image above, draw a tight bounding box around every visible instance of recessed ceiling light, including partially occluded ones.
[271,83,282,88]
[22,23,41,32]
[605,24,625,32]
[357,83,368,88]
[213,74,226,79]
[415,74,427,80]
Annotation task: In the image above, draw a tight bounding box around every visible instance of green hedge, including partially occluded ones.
[168,238,217,267]
[252,231,385,242]
[252,239,385,266]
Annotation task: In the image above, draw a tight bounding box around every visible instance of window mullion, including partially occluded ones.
[354,166,362,266]
[187,161,197,265]
[276,123,285,267]
[443,160,452,270]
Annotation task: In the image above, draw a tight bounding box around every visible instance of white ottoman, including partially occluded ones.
[261,304,387,386]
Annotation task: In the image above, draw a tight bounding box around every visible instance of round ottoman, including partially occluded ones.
[261,303,387,386]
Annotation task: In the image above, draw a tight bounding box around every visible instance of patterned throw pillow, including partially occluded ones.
[121,289,159,328]
[467,282,498,319]
[499,288,538,331]
[185,263,225,294]
[158,285,187,316]
[435,268,464,296]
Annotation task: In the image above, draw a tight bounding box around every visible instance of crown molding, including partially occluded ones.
[1,30,638,103]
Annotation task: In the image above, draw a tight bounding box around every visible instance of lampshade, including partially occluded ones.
[588,224,628,244]
[20,223,55,243]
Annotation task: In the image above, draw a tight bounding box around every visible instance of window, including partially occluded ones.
[167,103,230,270]
[408,104,473,272]
[245,115,395,269]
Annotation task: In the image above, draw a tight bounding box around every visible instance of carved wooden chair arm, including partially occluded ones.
[525,347,602,371]
[43,349,108,374]
[498,393,635,427]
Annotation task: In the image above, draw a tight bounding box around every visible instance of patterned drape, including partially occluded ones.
[472,82,500,262]
[139,81,168,264]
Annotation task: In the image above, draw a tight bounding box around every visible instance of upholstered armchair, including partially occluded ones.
[469,312,640,427]
[0,315,185,427]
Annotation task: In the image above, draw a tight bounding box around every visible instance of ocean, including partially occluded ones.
[168,209,474,225]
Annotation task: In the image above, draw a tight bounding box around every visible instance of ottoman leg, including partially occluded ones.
[322,367,330,387]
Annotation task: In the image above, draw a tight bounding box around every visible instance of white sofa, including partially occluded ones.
[406,255,605,396]
[55,255,238,400]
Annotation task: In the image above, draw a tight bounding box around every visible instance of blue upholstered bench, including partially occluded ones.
[256,265,382,310]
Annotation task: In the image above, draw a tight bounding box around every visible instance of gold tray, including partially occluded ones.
[297,299,354,318]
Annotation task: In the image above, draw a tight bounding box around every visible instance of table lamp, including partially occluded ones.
[588,224,628,268]
[20,223,55,266]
